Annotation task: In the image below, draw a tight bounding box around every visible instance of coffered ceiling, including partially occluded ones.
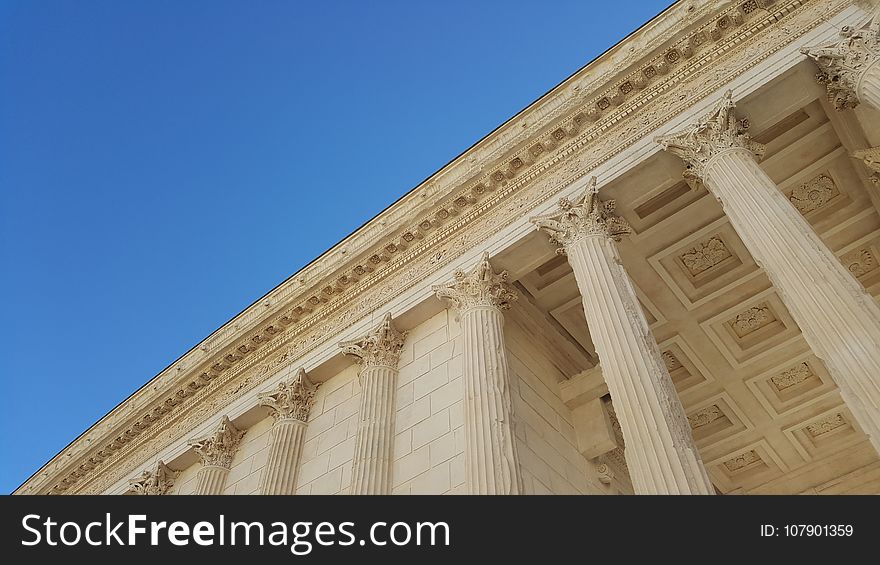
[509,60,880,494]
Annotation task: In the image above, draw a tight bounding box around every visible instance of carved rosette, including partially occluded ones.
[529,176,631,252]
[655,90,765,182]
[432,252,517,313]
[126,460,178,495]
[800,17,879,110]
[258,368,318,423]
[854,146,880,186]
[187,416,245,469]
[339,312,407,369]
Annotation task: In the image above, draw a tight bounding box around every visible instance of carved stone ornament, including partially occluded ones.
[770,362,814,391]
[680,236,732,276]
[806,413,846,437]
[529,176,631,252]
[789,174,839,214]
[854,146,880,186]
[801,17,879,110]
[596,463,615,485]
[687,404,723,429]
[432,252,517,311]
[258,368,318,423]
[126,460,178,495]
[339,312,407,368]
[655,90,766,182]
[187,415,245,469]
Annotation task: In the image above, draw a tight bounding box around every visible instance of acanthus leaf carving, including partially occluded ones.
[800,16,879,110]
[187,415,245,469]
[339,312,406,369]
[770,361,814,391]
[805,413,847,437]
[432,252,517,312]
[655,90,765,182]
[680,236,732,276]
[258,368,319,423]
[126,460,178,495]
[529,176,631,251]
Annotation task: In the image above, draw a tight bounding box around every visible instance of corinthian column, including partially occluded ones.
[657,91,880,455]
[801,17,880,111]
[187,415,245,495]
[258,368,318,495]
[531,178,714,495]
[339,312,406,495]
[433,252,522,495]
[126,460,178,495]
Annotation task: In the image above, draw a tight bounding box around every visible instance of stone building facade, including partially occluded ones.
[17,0,880,495]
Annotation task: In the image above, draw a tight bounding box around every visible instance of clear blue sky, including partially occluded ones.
[0,0,671,493]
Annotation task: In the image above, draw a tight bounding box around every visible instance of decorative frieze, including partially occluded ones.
[188,416,245,470]
[680,236,732,276]
[788,174,839,214]
[258,368,318,423]
[801,16,879,110]
[126,460,177,495]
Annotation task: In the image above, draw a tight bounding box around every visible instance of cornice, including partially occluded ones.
[17,0,855,494]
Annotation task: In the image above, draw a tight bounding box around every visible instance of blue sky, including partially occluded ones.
[0,0,672,493]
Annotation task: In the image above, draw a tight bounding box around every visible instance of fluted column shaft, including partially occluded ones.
[350,365,397,495]
[261,419,307,495]
[566,236,714,495]
[859,59,880,110]
[433,252,522,495]
[704,148,880,453]
[531,177,713,494]
[339,313,406,495]
[459,305,522,495]
[258,368,318,495]
[194,466,229,495]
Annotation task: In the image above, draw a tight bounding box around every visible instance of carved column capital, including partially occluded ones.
[854,146,880,187]
[339,312,407,369]
[187,415,245,469]
[433,252,517,312]
[800,17,879,110]
[258,368,318,423]
[655,91,765,183]
[126,460,178,495]
[530,176,631,251]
